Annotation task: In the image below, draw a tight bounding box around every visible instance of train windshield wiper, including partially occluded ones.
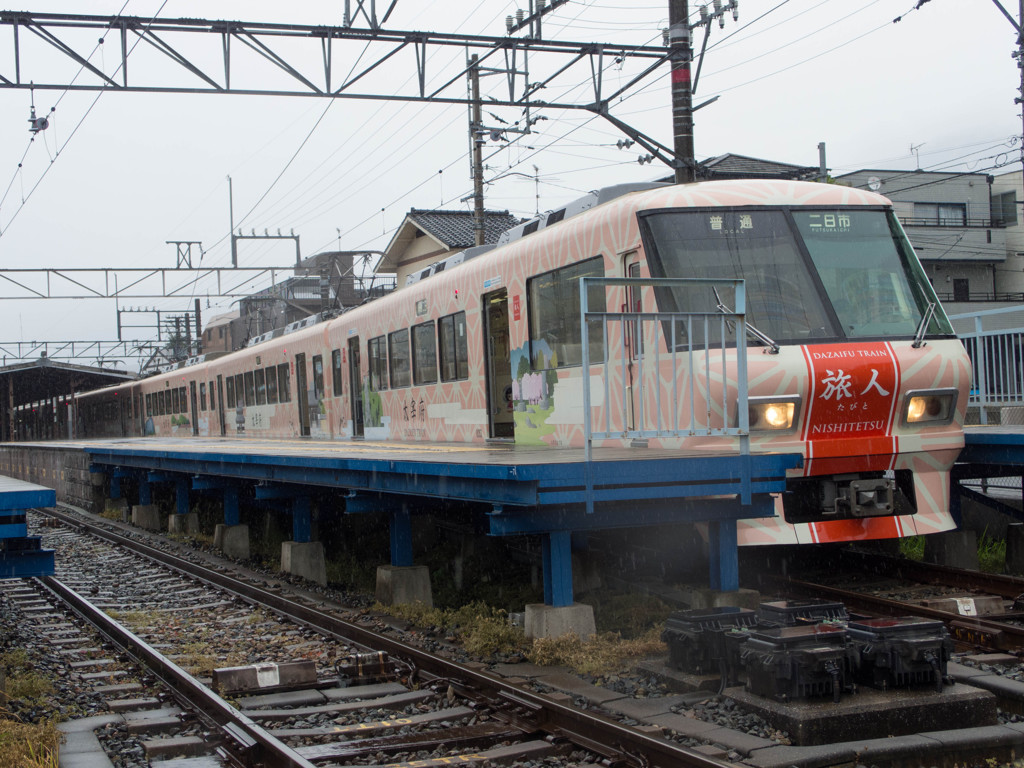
[713,286,780,355]
[912,302,937,348]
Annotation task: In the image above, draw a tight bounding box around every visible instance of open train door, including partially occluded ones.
[295,353,311,436]
[483,288,514,439]
[189,381,199,436]
[216,375,226,436]
[348,337,364,438]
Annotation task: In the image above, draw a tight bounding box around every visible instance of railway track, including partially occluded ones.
[756,547,1024,653]
[11,506,727,768]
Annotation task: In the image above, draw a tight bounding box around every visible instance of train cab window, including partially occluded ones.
[265,366,278,404]
[225,377,236,410]
[412,321,438,386]
[389,329,411,388]
[312,355,325,402]
[200,382,207,411]
[640,209,835,344]
[527,256,606,369]
[243,371,256,407]
[208,380,215,411]
[792,210,954,339]
[439,311,469,382]
[277,363,291,403]
[331,349,343,396]
[369,336,388,391]
[255,368,267,406]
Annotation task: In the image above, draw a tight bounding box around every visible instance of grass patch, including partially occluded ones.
[979,530,1006,573]
[528,628,666,677]
[592,593,673,638]
[105,609,162,627]
[383,601,529,658]
[899,536,925,561]
[0,714,61,768]
[0,652,52,705]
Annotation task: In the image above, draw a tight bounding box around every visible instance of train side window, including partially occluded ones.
[244,371,256,407]
[278,363,291,403]
[412,321,438,386]
[527,256,606,369]
[225,377,236,410]
[200,382,207,411]
[439,311,468,382]
[172,388,180,414]
[389,329,411,388]
[331,349,343,396]
[208,380,215,411]
[145,394,152,416]
[312,355,325,401]
[180,387,187,413]
[160,390,168,416]
[369,336,388,391]
[255,369,267,406]
[265,366,278,404]
[234,374,244,407]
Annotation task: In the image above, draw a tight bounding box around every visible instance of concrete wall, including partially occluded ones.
[0,446,99,511]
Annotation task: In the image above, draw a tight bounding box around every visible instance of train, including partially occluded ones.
[19,179,971,547]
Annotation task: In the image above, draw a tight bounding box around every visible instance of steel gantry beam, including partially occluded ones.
[0,265,299,299]
[0,12,669,112]
[0,339,160,363]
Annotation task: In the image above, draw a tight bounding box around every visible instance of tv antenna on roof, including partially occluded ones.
[910,142,925,170]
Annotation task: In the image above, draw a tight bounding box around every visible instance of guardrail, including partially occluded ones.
[948,305,1024,424]
[579,277,750,463]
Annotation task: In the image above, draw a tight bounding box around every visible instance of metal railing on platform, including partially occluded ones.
[579,277,751,463]
[949,304,1024,425]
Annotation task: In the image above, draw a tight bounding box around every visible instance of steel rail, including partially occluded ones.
[765,574,1024,652]
[36,575,319,768]
[839,548,1024,600]
[46,505,722,768]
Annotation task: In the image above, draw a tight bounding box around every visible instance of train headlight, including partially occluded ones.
[747,396,799,432]
[902,389,957,427]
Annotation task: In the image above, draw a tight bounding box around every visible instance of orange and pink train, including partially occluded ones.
[62,179,971,546]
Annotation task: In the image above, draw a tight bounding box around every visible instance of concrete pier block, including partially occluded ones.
[280,541,327,586]
[1006,524,1024,575]
[524,603,596,641]
[214,524,250,561]
[375,565,432,607]
[131,504,161,532]
[167,513,199,535]
[924,530,979,570]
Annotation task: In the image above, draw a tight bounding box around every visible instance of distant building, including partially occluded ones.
[237,250,395,346]
[375,209,523,288]
[835,169,1010,315]
[698,153,820,181]
[201,311,242,355]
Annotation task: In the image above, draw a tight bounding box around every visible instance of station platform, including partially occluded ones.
[961,425,1024,468]
[5,436,800,622]
[0,474,55,578]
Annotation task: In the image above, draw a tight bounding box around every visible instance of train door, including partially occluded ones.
[295,353,311,437]
[348,337,364,438]
[189,381,199,436]
[483,288,514,439]
[217,375,226,436]
[625,254,642,431]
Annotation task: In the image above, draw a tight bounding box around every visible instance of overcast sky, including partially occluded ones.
[0,0,1018,368]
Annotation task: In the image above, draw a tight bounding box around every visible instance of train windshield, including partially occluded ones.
[639,207,952,344]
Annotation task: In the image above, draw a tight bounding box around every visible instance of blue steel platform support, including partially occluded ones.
[138,478,152,506]
[708,519,739,592]
[542,530,574,607]
[191,477,241,526]
[176,478,190,517]
[390,504,414,568]
[254,485,312,543]
[0,475,55,578]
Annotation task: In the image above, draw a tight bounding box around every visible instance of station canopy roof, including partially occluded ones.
[0,357,136,408]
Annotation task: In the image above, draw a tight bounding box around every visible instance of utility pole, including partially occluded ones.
[469,55,486,247]
[668,0,695,184]
[992,1,1024,179]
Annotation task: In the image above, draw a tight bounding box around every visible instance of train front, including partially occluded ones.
[637,191,971,545]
